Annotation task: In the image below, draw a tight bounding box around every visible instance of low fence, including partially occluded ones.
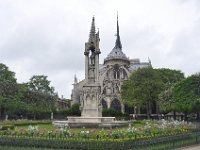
[0,130,200,149]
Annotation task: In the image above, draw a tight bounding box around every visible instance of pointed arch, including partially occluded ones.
[101,99,107,109]
[111,98,121,111]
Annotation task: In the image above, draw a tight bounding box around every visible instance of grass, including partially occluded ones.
[0,120,199,150]
[0,146,51,150]
[0,119,194,135]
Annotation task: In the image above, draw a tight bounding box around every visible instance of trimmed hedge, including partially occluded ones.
[0,125,14,130]
[0,120,51,128]
[55,104,81,117]
[0,131,199,149]
[102,108,129,117]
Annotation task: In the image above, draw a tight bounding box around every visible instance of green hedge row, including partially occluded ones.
[0,120,51,127]
[102,108,129,117]
[0,131,199,149]
[54,104,81,117]
[0,125,14,130]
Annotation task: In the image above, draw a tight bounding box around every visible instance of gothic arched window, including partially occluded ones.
[110,98,121,111]
[113,64,120,79]
[101,99,107,108]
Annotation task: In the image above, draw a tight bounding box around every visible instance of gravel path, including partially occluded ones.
[177,144,200,150]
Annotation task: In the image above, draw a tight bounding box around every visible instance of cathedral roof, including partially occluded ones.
[104,15,129,64]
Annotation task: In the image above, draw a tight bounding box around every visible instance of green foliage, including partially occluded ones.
[155,68,185,88]
[157,69,185,113]
[0,120,51,130]
[0,63,18,119]
[102,108,128,117]
[122,67,187,116]
[0,124,15,130]
[58,104,81,116]
[28,75,55,95]
[0,120,198,150]
[0,63,58,119]
[121,67,164,118]
[173,73,200,113]
[0,63,16,83]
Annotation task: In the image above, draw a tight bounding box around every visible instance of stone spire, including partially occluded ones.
[74,74,78,84]
[89,16,96,43]
[104,13,129,64]
[115,13,122,49]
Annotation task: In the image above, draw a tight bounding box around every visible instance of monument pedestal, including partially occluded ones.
[53,117,130,128]
[52,17,130,129]
[66,116,130,128]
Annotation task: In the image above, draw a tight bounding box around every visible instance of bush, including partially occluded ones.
[0,125,14,130]
[102,108,128,118]
[0,120,51,127]
[55,104,81,117]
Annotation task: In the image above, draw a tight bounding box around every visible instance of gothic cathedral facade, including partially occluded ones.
[71,16,151,114]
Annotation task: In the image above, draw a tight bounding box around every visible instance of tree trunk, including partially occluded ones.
[146,101,151,119]
[0,107,1,120]
[184,112,188,121]
[173,111,176,120]
[197,112,199,119]
[0,107,4,121]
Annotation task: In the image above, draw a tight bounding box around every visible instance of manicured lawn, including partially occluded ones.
[0,120,199,150]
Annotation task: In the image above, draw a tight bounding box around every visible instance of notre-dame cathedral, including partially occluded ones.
[71,16,151,114]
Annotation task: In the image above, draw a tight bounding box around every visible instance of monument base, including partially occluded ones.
[53,117,131,128]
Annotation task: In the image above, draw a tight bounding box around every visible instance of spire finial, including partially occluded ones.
[74,74,78,84]
[89,16,96,42]
[115,12,122,49]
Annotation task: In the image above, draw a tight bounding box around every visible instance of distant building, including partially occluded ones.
[55,96,71,111]
[71,16,151,113]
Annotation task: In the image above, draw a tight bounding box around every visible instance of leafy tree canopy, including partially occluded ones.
[173,73,200,113]
[27,75,55,95]
[156,69,185,113]
[155,68,185,88]
[121,67,164,118]
[0,63,16,83]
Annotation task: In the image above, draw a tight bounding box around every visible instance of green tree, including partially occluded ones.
[155,68,184,88]
[0,63,18,119]
[156,69,185,114]
[121,67,164,119]
[28,75,55,95]
[173,73,200,119]
[23,75,57,118]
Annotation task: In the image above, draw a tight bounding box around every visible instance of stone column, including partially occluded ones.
[85,52,89,82]
[95,53,99,82]
[121,103,125,113]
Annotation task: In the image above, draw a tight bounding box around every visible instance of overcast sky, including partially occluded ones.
[0,0,200,98]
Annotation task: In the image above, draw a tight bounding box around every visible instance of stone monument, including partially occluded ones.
[80,16,102,118]
[53,17,130,128]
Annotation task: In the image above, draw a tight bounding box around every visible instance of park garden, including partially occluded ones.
[0,63,200,149]
[0,119,200,149]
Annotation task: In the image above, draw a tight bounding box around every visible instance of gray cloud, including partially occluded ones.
[0,0,200,98]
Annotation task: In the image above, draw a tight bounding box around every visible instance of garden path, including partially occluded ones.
[177,144,200,150]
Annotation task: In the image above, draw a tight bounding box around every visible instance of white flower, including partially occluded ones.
[28,125,38,133]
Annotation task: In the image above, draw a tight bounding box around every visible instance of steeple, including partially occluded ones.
[84,16,100,83]
[89,16,96,43]
[74,74,78,84]
[104,13,129,65]
[115,13,122,49]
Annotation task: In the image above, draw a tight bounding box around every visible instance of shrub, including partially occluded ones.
[0,124,14,130]
[102,108,128,118]
[0,120,51,128]
[56,104,81,117]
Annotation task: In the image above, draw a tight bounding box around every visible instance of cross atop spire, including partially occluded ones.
[115,12,122,49]
[89,16,96,42]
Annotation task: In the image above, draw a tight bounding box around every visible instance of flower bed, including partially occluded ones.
[0,119,196,141]
[0,120,199,149]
